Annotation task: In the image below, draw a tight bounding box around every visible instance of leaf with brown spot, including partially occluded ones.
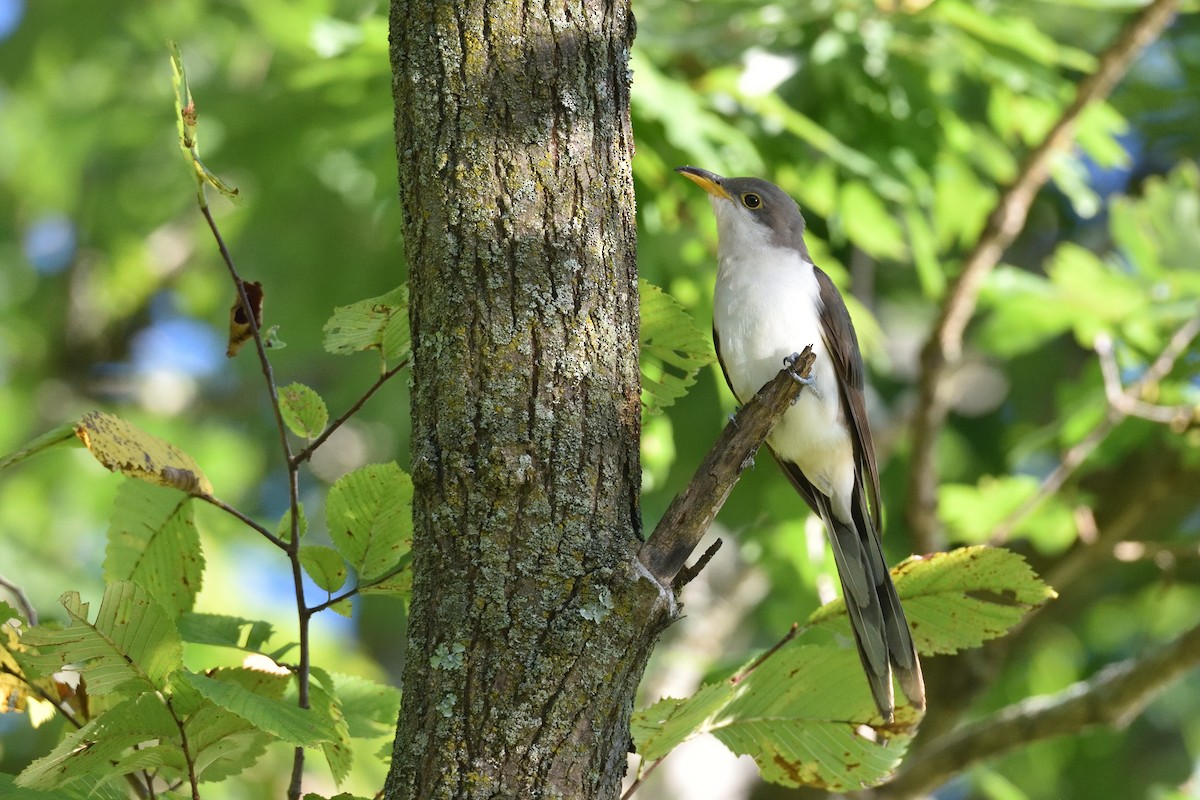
[809,545,1057,655]
[74,411,213,496]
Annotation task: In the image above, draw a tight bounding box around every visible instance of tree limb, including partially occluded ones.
[875,618,1200,799]
[638,347,814,587]
[906,0,1180,552]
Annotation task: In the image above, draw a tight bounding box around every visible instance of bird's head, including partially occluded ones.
[675,166,810,260]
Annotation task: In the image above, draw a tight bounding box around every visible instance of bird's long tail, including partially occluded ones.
[824,506,925,721]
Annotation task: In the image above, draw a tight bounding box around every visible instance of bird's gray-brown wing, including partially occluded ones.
[813,267,882,528]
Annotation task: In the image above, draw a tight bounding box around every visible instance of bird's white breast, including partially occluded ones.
[713,238,855,510]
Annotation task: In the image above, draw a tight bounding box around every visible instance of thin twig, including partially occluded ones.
[906,0,1181,552]
[621,754,666,800]
[0,573,37,626]
[673,538,723,591]
[292,357,411,466]
[988,315,1200,545]
[305,558,411,616]
[876,617,1200,799]
[196,494,288,550]
[731,623,800,685]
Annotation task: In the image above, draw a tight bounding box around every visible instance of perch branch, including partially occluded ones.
[638,347,813,588]
[906,0,1180,552]
[876,618,1200,799]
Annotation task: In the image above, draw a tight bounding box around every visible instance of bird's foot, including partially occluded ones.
[783,351,820,402]
[740,453,756,471]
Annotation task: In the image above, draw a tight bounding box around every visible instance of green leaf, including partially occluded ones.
[16,693,181,791]
[103,481,204,617]
[73,411,213,496]
[639,279,716,417]
[182,667,289,782]
[809,546,1057,655]
[357,551,413,599]
[280,383,329,439]
[325,463,412,582]
[632,644,915,790]
[323,284,411,365]
[278,504,309,544]
[181,671,336,747]
[177,612,280,655]
[19,581,182,697]
[0,422,80,473]
[301,545,348,593]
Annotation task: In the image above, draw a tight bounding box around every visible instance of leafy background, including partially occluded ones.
[2,0,1200,798]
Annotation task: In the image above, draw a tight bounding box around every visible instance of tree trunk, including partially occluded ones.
[385,2,665,798]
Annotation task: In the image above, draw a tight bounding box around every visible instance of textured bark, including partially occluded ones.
[386,2,665,798]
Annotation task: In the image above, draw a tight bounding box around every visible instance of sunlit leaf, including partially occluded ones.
[280,383,330,439]
[810,546,1057,655]
[19,581,182,697]
[104,481,204,617]
[181,671,336,747]
[74,411,213,496]
[325,463,412,582]
[301,545,348,593]
[15,693,181,791]
[323,285,410,366]
[632,644,916,790]
[639,279,716,417]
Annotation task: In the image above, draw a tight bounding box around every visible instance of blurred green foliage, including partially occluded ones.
[2,0,1199,797]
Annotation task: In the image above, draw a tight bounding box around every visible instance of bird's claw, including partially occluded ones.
[783,351,819,402]
[740,453,756,471]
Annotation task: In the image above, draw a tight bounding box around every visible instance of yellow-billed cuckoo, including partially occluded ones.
[677,166,924,721]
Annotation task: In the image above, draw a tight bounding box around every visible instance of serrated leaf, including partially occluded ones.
[809,546,1056,655]
[325,463,412,582]
[0,422,80,472]
[177,612,279,655]
[181,671,335,747]
[103,481,203,617]
[74,411,213,496]
[19,581,182,697]
[323,285,410,365]
[633,644,915,790]
[15,693,181,791]
[182,667,289,782]
[280,383,329,439]
[639,279,716,417]
[301,546,348,593]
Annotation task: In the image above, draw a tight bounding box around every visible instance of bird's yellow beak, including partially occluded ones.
[675,166,731,200]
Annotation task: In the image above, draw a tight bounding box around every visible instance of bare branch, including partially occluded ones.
[988,315,1200,545]
[876,619,1200,799]
[906,0,1181,552]
[0,573,37,626]
[196,494,288,551]
[638,347,813,586]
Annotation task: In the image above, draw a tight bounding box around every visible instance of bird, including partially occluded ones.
[676,165,924,722]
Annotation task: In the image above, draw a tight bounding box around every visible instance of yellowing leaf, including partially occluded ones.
[226,280,265,358]
[74,411,213,496]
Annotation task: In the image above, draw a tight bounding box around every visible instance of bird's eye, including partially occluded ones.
[742,193,762,209]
